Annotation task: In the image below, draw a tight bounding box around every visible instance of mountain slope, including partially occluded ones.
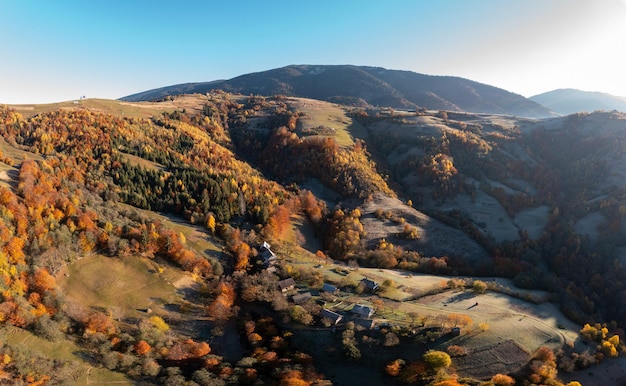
[121,65,554,118]
[530,88,626,115]
[4,96,626,383]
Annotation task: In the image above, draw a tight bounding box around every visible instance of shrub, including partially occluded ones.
[491,373,515,386]
[422,350,451,371]
[446,345,466,357]
[472,280,487,294]
[384,332,400,347]
[343,343,361,360]
[149,315,170,331]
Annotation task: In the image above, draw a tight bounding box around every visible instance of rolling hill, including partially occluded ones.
[121,65,555,118]
[530,88,626,115]
[3,91,626,384]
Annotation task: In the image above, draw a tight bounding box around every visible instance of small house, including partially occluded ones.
[321,283,338,294]
[259,241,277,267]
[320,309,343,325]
[292,292,312,305]
[278,278,296,292]
[360,278,379,292]
[351,304,374,318]
[354,318,376,329]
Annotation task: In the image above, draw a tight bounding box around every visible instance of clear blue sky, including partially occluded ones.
[2,0,626,104]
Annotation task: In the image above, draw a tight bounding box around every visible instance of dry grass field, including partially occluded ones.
[286,97,368,147]
[0,326,132,385]
[57,254,186,321]
[283,243,582,382]
[6,94,210,119]
[359,194,490,261]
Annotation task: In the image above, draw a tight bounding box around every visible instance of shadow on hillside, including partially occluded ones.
[444,291,477,304]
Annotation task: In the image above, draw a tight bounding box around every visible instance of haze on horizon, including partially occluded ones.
[2,0,626,104]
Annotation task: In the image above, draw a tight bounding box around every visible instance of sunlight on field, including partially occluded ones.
[59,254,183,320]
[118,151,167,172]
[0,137,43,164]
[0,327,131,385]
[7,95,211,119]
[286,97,368,147]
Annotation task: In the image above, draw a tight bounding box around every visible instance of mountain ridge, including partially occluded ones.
[530,88,626,115]
[121,64,554,118]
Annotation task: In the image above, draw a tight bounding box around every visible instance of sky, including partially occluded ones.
[2,0,626,104]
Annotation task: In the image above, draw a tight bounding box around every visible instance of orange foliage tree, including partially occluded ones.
[207,282,236,322]
[134,340,152,356]
[491,373,515,386]
[166,339,211,360]
[301,190,323,224]
[30,268,56,294]
[279,369,311,386]
[85,312,116,335]
[264,205,292,241]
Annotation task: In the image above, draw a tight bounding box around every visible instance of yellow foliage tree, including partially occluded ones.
[149,315,170,331]
[206,214,216,233]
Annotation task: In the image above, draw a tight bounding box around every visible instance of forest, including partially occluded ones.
[0,93,624,385]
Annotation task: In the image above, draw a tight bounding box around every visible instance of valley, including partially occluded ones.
[0,90,624,385]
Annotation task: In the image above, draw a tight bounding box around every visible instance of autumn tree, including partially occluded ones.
[30,268,56,294]
[472,279,488,294]
[445,313,473,329]
[264,205,292,241]
[325,208,365,260]
[206,213,216,233]
[398,362,427,384]
[134,340,152,356]
[233,241,251,271]
[301,190,323,224]
[526,346,558,384]
[491,373,515,386]
[432,380,463,386]
[84,312,116,335]
[385,359,404,377]
[207,281,236,322]
[279,369,310,386]
[166,339,211,360]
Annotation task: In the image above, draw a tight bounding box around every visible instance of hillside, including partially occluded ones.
[1,94,626,384]
[530,88,626,115]
[122,65,554,118]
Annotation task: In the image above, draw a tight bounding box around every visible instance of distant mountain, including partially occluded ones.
[530,88,626,115]
[121,65,554,118]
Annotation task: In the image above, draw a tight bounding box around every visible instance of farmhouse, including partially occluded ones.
[320,309,343,325]
[292,292,312,304]
[259,241,277,268]
[278,278,296,292]
[354,318,376,329]
[351,304,374,318]
[321,283,338,294]
[360,278,379,292]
